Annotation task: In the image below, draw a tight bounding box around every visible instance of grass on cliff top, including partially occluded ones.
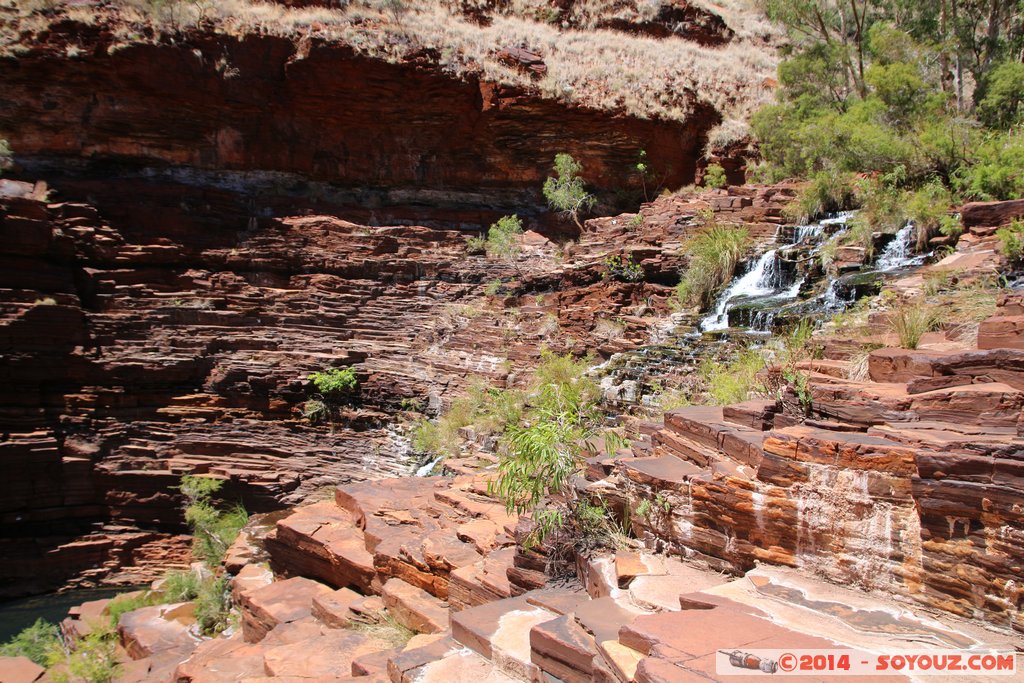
[2,0,778,127]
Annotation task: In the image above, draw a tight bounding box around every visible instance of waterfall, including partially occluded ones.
[700,249,781,331]
[875,222,926,271]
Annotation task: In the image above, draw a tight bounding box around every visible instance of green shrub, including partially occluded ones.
[307,367,358,397]
[47,625,120,683]
[698,349,765,405]
[906,181,955,250]
[466,235,486,254]
[543,153,595,228]
[485,215,523,262]
[784,170,857,224]
[997,219,1024,265]
[194,576,232,636]
[978,61,1024,130]
[957,131,1024,201]
[489,351,600,549]
[602,254,644,282]
[409,381,526,457]
[676,216,750,309]
[180,475,248,566]
[703,163,727,189]
[0,618,60,666]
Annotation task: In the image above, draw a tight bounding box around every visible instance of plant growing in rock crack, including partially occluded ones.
[180,475,248,567]
[304,367,359,424]
[484,214,524,271]
[543,153,595,229]
[676,210,750,310]
[0,139,12,176]
[602,254,644,282]
[703,163,727,189]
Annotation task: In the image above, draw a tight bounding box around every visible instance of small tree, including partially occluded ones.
[543,154,595,228]
[485,215,524,265]
[703,163,727,189]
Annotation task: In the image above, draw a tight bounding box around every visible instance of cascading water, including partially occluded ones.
[876,221,927,271]
[699,213,850,333]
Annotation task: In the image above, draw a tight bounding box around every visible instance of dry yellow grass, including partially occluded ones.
[1,0,779,126]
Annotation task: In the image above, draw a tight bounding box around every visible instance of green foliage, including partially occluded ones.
[106,592,157,627]
[0,139,11,175]
[703,163,727,189]
[308,367,358,397]
[753,4,1024,201]
[194,576,232,636]
[161,570,201,602]
[0,619,60,666]
[888,305,938,349]
[484,278,503,296]
[543,153,596,228]
[47,625,120,683]
[955,130,1024,201]
[602,254,644,282]
[628,213,644,229]
[485,215,524,262]
[784,170,857,223]
[676,218,750,309]
[906,180,955,250]
[466,235,486,254]
[410,381,526,457]
[782,368,813,415]
[489,351,601,548]
[979,61,1024,130]
[997,219,1024,265]
[698,349,765,405]
[180,475,248,566]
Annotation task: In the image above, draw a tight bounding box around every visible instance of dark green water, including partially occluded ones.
[0,587,130,642]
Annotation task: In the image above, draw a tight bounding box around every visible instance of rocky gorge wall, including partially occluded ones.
[0,22,716,211]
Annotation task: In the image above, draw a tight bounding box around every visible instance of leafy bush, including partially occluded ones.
[888,305,937,349]
[180,475,248,566]
[956,131,1024,201]
[676,216,750,309]
[703,163,727,189]
[978,61,1024,130]
[0,618,60,666]
[997,219,1024,266]
[602,254,644,282]
[466,235,486,254]
[194,576,232,636]
[698,349,765,405]
[906,181,955,250]
[47,625,120,683]
[485,215,523,262]
[409,382,526,457]
[308,367,358,397]
[784,170,858,223]
[489,351,600,548]
[543,153,595,228]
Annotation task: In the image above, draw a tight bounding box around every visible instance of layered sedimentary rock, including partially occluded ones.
[586,236,1024,634]
[0,19,715,206]
[0,175,795,595]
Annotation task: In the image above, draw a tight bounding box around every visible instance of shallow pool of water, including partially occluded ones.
[0,587,132,641]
